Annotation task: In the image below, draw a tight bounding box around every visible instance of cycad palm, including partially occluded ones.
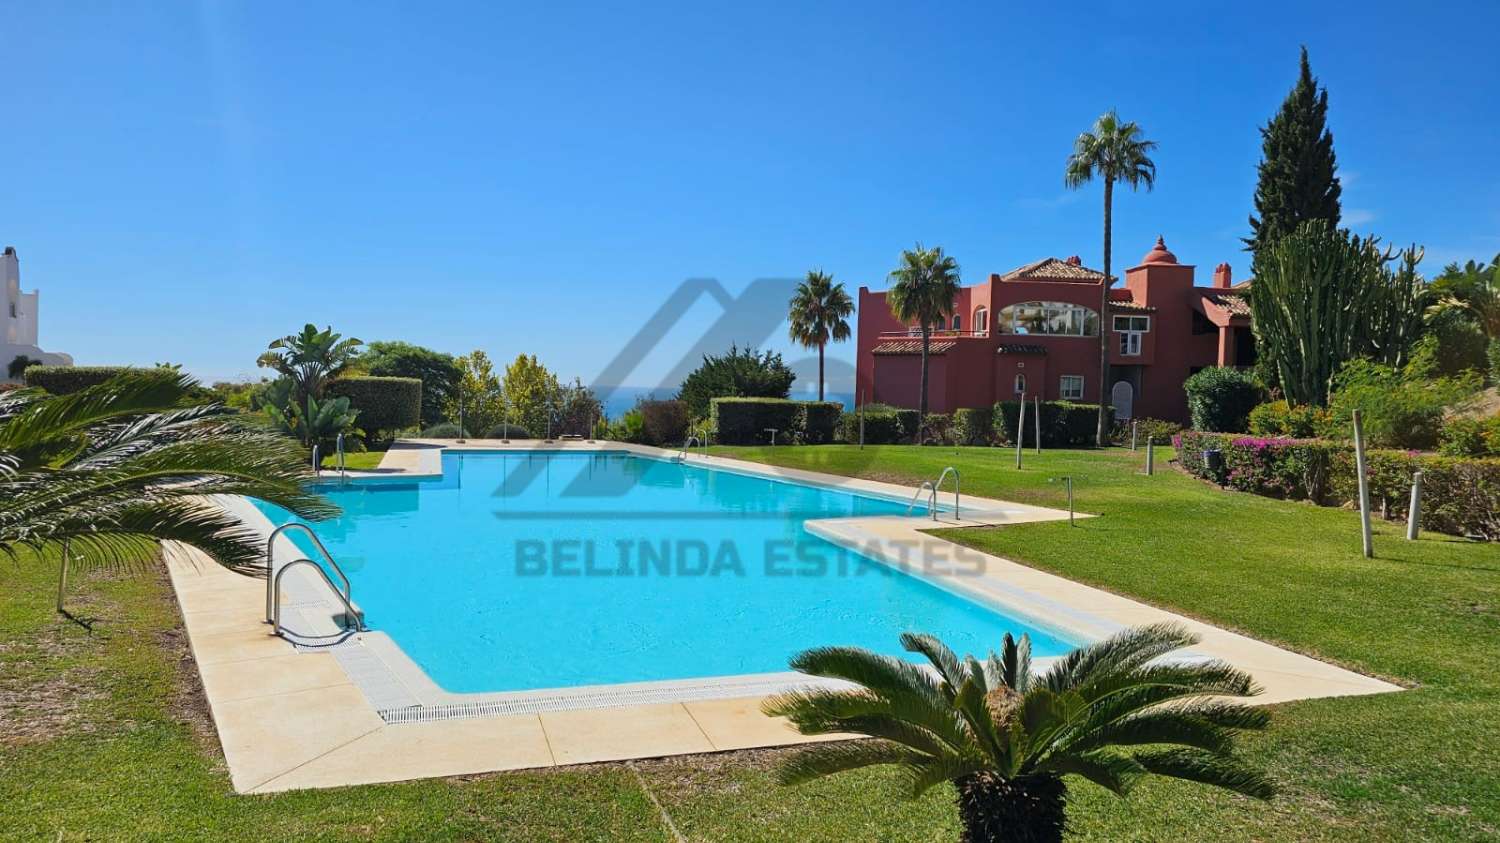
[886,245,961,438]
[1065,111,1157,446]
[788,270,855,402]
[764,623,1273,843]
[0,370,335,579]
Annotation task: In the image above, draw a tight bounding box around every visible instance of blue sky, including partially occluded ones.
[5,1,1498,393]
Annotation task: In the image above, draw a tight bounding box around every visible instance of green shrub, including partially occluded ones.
[639,399,690,446]
[610,409,647,443]
[801,402,843,444]
[711,397,804,445]
[840,406,904,444]
[1177,430,1500,539]
[361,341,462,427]
[23,365,146,394]
[994,401,1110,447]
[326,377,422,433]
[921,413,953,445]
[678,345,795,418]
[1110,417,1183,446]
[1183,367,1263,433]
[1439,415,1500,457]
[1247,400,1328,438]
[485,423,532,439]
[420,422,465,438]
[1324,360,1478,449]
[953,406,994,446]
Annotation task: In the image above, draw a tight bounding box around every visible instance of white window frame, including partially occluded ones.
[1013,373,1026,395]
[1113,314,1148,357]
[951,313,962,331]
[1059,375,1084,400]
[973,306,989,335]
[997,301,1099,337]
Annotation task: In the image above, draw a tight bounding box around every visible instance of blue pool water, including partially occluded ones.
[255,451,1074,692]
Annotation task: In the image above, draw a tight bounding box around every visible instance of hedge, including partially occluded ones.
[837,403,920,445]
[1177,430,1500,539]
[995,401,1111,447]
[420,422,465,438]
[639,399,690,446]
[954,406,994,445]
[711,397,805,445]
[23,365,146,394]
[485,423,532,439]
[1183,367,1263,433]
[326,377,422,433]
[802,402,843,444]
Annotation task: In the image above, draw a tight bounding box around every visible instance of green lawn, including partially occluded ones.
[320,451,386,471]
[3,445,1498,840]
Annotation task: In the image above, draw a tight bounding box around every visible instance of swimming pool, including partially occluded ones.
[255,450,1075,693]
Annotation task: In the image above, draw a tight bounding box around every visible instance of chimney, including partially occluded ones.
[1213,262,1232,289]
[1065,255,1081,266]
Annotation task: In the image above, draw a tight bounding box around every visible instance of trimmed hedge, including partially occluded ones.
[1177,430,1500,539]
[711,397,804,445]
[23,365,145,394]
[326,377,422,433]
[420,422,465,438]
[995,401,1111,447]
[954,406,994,446]
[1183,367,1263,433]
[837,403,919,445]
[639,399,690,447]
[802,402,843,444]
[485,423,532,439]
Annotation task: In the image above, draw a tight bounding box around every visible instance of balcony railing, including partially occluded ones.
[878,329,990,339]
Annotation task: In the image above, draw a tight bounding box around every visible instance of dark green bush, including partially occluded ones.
[994,401,1110,447]
[639,399,690,446]
[711,397,804,445]
[953,406,994,446]
[1177,430,1500,539]
[420,422,465,438]
[801,402,843,444]
[678,345,795,418]
[485,423,532,439]
[1183,367,1263,433]
[1438,415,1500,457]
[921,413,953,445]
[839,406,904,444]
[23,365,146,394]
[326,377,422,433]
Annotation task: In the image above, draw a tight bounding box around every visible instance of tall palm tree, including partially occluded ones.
[1065,111,1158,446]
[257,323,364,401]
[765,623,1273,843]
[0,370,335,582]
[887,245,961,440]
[788,270,855,402]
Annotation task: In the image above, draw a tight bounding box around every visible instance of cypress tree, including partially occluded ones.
[1247,47,1342,254]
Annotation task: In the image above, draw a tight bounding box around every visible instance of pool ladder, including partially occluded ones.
[265,523,364,636]
[676,429,708,462]
[906,467,961,522]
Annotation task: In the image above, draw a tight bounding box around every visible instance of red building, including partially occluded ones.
[854,237,1254,423]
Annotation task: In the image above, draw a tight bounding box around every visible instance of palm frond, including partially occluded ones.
[1036,622,1198,694]
[1132,748,1276,800]
[901,632,967,694]
[761,687,970,751]
[775,741,924,786]
[1037,748,1145,797]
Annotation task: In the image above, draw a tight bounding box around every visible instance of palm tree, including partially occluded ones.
[1065,111,1158,446]
[788,270,855,402]
[0,370,335,587]
[764,623,1273,842]
[1427,254,1500,338]
[257,324,364,401]
[887,245,961,440]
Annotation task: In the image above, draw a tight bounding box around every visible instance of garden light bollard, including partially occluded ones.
[1065,476,1074,526]
[458,400,466,443]
[1145,437,1154,475]
[1131,419,1138,451]
[1033,395,1041,454]
[1407,470,1423,541]
[766,428,779,446]
[1353,409,1374,558]
[1015,393,1026,470]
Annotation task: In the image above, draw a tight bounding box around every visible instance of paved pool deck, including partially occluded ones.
[168,439,1400,794]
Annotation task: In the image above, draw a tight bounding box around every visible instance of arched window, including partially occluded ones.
[996,302,1099,336]
[1014,373,1027,395]
[973,307,989,335]
[951,314,962,331]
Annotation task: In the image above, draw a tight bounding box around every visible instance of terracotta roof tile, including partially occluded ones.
[1109,301,1157,313]
[872,339,957,355]
[1202,291,1251,318]
[999,257,1107,282]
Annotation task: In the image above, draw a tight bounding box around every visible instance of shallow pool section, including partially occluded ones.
[255,451,1074,693]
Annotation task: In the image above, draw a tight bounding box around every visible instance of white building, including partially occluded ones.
[3,246,73,382]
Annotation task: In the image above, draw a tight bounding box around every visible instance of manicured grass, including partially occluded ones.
[319,451,385,471]
[3,445,1497,840]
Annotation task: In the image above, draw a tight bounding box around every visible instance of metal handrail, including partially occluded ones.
[906,480,937,519]
[336,432,346,478]
[312,443,321,476]
[678,435,702,461]
[265,523,351,623]
[935,467,961,521]
[272,558,365,636]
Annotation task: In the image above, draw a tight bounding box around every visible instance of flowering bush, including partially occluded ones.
[1177,430,1500,539]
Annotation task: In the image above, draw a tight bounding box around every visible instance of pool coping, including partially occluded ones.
[167,439,1401,794]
